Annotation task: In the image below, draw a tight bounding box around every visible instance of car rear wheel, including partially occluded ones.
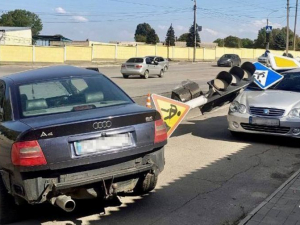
[158,69,164,78]
[0,178,20,224]
[144,70,149,79]
[134,172,158,194]
[122,74,129,79]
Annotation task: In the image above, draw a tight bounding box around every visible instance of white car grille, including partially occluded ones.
[249,107,285,117]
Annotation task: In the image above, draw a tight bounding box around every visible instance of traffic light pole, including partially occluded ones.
[266,19,270,50]
[193,0,197,62]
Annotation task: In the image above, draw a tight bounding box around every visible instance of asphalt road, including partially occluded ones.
[0,62,226,97]
[2,63,299,225]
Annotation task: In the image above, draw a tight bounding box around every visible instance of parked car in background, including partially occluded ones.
[283,52,294,58]
[227,68,300,138]
[146,56,169,71]
[217,54,241,67]
[0,65,167,224]
[258,51,270,64]
[121,57,165,79]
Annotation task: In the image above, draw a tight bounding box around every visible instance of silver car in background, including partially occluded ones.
[121,57,165,79]
[228,68,300,138]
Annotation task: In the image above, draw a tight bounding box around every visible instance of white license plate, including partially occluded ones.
[74,133,134,155]
[249,117,280,126]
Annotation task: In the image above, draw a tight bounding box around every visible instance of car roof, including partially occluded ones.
[145,56,162,58]
[3,65,102,84]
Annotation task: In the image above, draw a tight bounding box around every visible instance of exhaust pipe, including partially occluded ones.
[52,195,76,212]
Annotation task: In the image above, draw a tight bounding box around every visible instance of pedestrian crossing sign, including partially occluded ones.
[253,62,283,90]
[151,94,191,138]
[266,26,272,33]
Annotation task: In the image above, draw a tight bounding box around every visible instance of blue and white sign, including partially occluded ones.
[266,26,273,33]
[253,62,283,90]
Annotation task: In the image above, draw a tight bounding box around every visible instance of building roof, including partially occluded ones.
[0,26,31,31]
[33,35,72,42]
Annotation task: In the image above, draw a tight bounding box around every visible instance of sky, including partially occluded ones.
[0,0,296,43]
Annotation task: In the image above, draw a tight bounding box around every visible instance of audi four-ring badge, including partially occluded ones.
[228,68,300,138]
[0,65,167,224]
[93,120,112,129]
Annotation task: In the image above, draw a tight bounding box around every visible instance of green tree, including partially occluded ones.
[273,32,286,50]
[134,23,159,43]
[146,29,158,44]
[213,38,224,47]
[0,9,43,36]
[241,38,254,48]
[186,24,201,47]
[177,33,189,42]
[165,24,175,46]
[224,36,241,48]
[254,28,266,48]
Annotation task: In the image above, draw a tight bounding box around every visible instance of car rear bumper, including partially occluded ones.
[4,147,165,203]
[121,68,144,75]
[227,112,300,137]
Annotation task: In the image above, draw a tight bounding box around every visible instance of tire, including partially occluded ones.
[0,178,20,224]
[144,70,149,79]
[122,74,129,79]
[158,69,164,78]
[164,66,168,72]
[134,172,158,194]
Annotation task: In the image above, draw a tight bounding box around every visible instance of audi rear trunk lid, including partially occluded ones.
[18,104,163,171]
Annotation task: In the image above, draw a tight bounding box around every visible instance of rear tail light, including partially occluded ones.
[11,140,47,166]
[154,119,167,143]
[121,64,126,68]
[136,65,143,69]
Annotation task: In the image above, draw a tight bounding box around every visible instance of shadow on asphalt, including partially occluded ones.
[12,115,300,225]
[173,115,300,148]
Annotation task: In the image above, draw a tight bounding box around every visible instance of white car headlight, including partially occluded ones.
[289,108,300,118]
[229,101,246,114]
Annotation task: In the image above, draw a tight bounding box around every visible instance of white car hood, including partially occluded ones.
[237,89,300,114]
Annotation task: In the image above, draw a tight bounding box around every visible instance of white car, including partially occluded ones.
[228,68,300,138]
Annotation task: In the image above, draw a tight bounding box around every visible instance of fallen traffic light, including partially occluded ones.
[171,62,256,113]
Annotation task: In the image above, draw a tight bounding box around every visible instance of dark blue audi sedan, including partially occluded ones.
[0,65,167,224]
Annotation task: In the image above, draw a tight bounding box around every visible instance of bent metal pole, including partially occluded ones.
[185,95,208,109]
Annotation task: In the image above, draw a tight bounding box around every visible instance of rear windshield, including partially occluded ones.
[127,58,144,63]
[18,76,133,118]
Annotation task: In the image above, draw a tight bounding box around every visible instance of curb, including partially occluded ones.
[238,167,300,225]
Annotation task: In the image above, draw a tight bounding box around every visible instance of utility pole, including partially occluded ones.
[266,18,269,50]
[294,0,298,51]
[193,0,197,62]
[286,0,290,55]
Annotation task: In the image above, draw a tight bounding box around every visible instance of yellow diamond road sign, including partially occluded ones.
[151,94,191,138]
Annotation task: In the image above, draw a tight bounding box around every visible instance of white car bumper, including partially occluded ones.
[227,111,300,138]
